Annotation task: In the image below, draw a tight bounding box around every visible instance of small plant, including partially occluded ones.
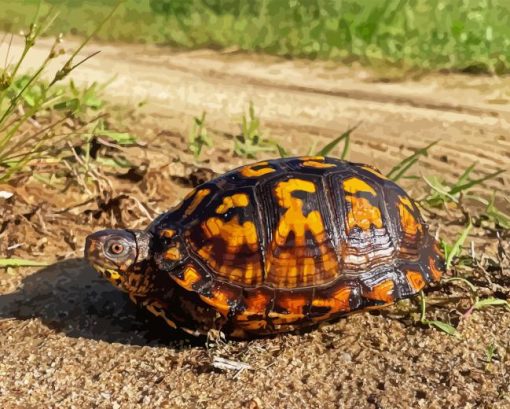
[419,290,460,337]
[0,1,122,184]
[418,223,510,337]
[54,79,109,116]
[188,111,212,158]
[445,277,510,317]
[234,102,275,158]
[470,194,510,230]
[485,343,498,365]
[423,163,504,208]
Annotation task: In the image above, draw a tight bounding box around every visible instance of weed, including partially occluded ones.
[53,80,109,116]
[423,163,505,208]
[234,102,275,158]
[470,194,510,230]
[445,277,510,319]
[419,290,460,337]
[419,223,510,337]
[0,2,122,184]
[188,111,212,158]
[485,343,498,365]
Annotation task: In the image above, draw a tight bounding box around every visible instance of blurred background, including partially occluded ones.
[2,0,510,74]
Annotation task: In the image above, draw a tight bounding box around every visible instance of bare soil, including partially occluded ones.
[1,37,510,408]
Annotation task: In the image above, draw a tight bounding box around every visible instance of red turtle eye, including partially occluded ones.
[109,243,124,254]
[105,238,129,258]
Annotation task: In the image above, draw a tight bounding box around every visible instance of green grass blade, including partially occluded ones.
[444,277,478,293]
[473,297,510,310]
[423,175,459,204]
[276,144,288,158]
[449,168,505,196]
[316,124,358,157]
[428,320,461,337]
[0,258,49,267]
[446,222,472,270]
[340,131,350,160]
[455,162,477,187]
[387,140,439,181]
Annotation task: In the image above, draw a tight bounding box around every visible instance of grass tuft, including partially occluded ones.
[188,111,212,158]
[234,102,275,158]
[0,2,126,188]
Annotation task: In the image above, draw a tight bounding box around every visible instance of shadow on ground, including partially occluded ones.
[0,258,203,348]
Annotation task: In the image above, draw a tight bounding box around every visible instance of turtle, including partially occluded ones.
[85,156,444,338]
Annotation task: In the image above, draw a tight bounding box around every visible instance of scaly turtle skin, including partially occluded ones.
[85,156,444,338]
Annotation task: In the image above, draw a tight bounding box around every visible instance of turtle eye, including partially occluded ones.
[105,238,129,258]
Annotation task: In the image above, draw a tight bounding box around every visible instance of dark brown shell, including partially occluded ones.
[151,156,445,336]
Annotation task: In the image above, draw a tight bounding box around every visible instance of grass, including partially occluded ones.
[234,102,275,158]
[0,2,135,190]
[277,124,357,158]
[419,223,510,337]
[0,258,49,267]
[0,3,142,268]
[188,111,212,159]
[442,221,473,270]
[387,140,438,182]
[2,1,510,74]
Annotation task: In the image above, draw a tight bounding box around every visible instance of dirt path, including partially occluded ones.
[10,36,510,189]
[1,36,510,409]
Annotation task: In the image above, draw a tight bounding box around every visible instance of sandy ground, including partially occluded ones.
[1,36,510,408]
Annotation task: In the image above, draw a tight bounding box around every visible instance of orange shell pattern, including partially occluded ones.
[151,156,445,336]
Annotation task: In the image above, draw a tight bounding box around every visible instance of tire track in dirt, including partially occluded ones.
[10,36,510,196]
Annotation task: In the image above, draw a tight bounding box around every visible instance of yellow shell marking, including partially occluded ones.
[364,280,394,303]
[240,161,276,178]
[164,246,181,261]
[343,177,383,232]
[216,193,250,214]
[273,179,325,247]
[406,270,426,292]
[200,215,261,285]
[429,256,443,281]
[202,216,258,250]
[343,177,377,196]
[171,265,202,291]
[160,229,176,238]
[398,196,422,236]
[199,288,231,317]
[300,156,335,169]
[184,188,211,217]
[311,286,351,321]
[266,178,337,287]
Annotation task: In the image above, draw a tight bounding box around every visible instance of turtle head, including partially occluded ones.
[85,229,153,296]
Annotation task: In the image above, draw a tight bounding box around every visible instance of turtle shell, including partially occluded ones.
[150,156,444,336]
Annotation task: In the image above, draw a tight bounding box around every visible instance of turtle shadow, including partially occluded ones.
[0,258,204,348]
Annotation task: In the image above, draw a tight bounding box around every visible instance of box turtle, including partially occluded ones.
[85,156,444,338]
